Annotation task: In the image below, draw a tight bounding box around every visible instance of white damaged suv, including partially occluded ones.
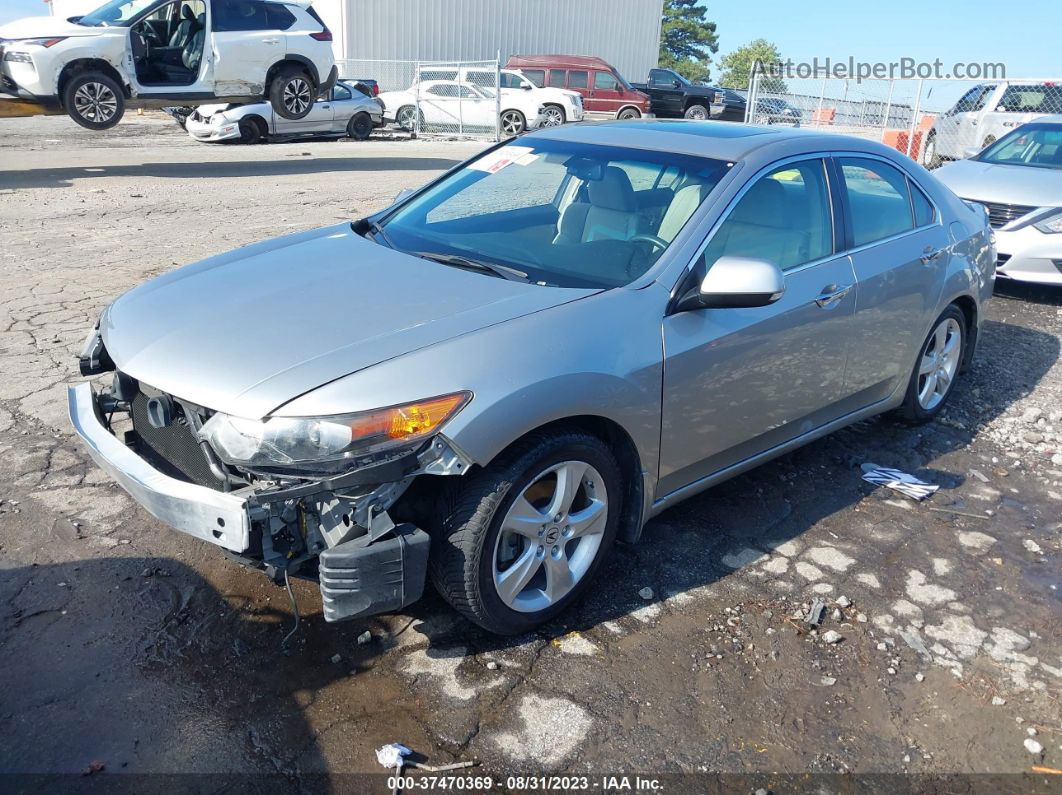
[0,0,336,130]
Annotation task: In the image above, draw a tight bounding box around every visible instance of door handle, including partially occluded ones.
[920,246,945,265]
[814,284,851,308]
[262,37,280,44]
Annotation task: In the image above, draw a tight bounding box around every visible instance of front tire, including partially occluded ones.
[269,67,314,120]
[237,116,265,144]
[684,103,709,120]
[617,107,641,120]
[347,111,373,140]
[430,430,622,635]
[897,305,966,423]
[64,72,125,130]
[541,104,566,127]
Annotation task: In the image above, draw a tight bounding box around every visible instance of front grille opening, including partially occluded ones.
[129,389,226,490]
[974,200,1038,229]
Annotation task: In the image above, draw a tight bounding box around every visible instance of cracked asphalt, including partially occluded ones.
[1,114,1060,790]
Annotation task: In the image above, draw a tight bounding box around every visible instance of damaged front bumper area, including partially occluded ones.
[67,377,464,623]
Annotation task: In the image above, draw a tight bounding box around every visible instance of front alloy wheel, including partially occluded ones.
[64,71,125,130]
[430,430,622,634]
[493,461,608,612]
[541,105,565,127]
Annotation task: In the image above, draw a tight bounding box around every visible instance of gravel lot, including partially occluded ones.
[1,114,1060,789]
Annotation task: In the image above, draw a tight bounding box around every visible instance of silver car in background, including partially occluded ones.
[934,116,1062,286]
[69,121,993,635]
[183,80,383,144]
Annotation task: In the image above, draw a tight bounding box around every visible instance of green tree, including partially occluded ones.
[658,0,719,84]
[718,39,787,92]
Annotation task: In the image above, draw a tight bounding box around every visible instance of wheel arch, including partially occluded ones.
[266,56,319,93]
[617,104,642,117]
[57,59,129,104]
[949,293,979,370]
[452,415,646,545]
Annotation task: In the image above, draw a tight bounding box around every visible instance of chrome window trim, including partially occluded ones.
[833,152,943,249]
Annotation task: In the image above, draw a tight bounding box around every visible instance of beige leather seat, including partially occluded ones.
[554,167,637,244]
[701,178,810,269]
[657,182,710,243]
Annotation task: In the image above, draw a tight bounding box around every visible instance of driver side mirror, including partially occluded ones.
[672,80,682,88]
[674,256,785,312]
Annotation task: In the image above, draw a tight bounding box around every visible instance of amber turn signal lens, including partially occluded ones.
[345,393,470,445]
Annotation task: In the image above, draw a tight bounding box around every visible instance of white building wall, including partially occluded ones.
[314,0,663,84]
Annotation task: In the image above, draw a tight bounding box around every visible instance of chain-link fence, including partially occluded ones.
[743,70,1062,169]
[336,57,504,140]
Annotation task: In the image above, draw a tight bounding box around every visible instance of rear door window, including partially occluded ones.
[838,157,917,246]
[548,70,567,89]
[212,0,272,31]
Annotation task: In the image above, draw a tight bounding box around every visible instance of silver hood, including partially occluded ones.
[933,158,1062,208]
[102,223,595,418]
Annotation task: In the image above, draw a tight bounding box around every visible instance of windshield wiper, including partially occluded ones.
[353,217,395,248]
[411,251,530,282]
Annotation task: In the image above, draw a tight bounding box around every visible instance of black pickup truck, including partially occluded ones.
[631,68,723,120]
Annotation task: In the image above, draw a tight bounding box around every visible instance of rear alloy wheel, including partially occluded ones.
[898,306,965,423]
[237,117,264,144]
[617,107,641,120]
[684,103,709,120]
[270,67,314,120]
[347,111,373,141]
[430,430,622,635]
[64,72,125,131]
[500,109,526,136]
[541,105,565,127]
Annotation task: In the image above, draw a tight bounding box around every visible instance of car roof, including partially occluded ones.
[507,55,616,71]
[522,119,912,163]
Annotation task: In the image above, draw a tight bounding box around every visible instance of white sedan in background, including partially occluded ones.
[182,81,383,144]
[934,116,1062,286]
[379,80,547,136]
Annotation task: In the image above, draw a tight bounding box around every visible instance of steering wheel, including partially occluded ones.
[630,233,669,252]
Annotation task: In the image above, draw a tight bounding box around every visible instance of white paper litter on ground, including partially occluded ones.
[376,743,412,769]
[861,464,939,500]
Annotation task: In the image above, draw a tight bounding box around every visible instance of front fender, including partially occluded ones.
[276,285,669,492]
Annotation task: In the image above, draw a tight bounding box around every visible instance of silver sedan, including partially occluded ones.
[70,121,994,634]
[181,81,384,144]
[934,115,1062,286]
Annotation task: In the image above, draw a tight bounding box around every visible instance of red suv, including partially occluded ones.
[505,55,650,120]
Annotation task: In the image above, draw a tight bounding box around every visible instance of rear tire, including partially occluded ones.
[617,107,641,120]
[429,430,622,635]
[347,111,373,140]
[500,109,526,136]
[269,67,314,120]
[684,103,709,120]
[64,71,125,131]
[897,305,966,423]
[395,104,418,132]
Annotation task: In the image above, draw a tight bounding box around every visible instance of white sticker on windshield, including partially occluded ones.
[468,146,536,173]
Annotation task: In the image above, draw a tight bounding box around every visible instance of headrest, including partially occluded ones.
[731,178,788,227]
[182,4,194,20]
[587,166,635,212]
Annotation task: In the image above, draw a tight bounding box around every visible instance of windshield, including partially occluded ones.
[976,124,1062,170]
[379,139,729,288]
[78,0,161,26]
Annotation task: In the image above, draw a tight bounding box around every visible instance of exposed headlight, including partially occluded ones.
[198,392,471,468]
[15,37,67,48]
[1032,209,1062,234]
